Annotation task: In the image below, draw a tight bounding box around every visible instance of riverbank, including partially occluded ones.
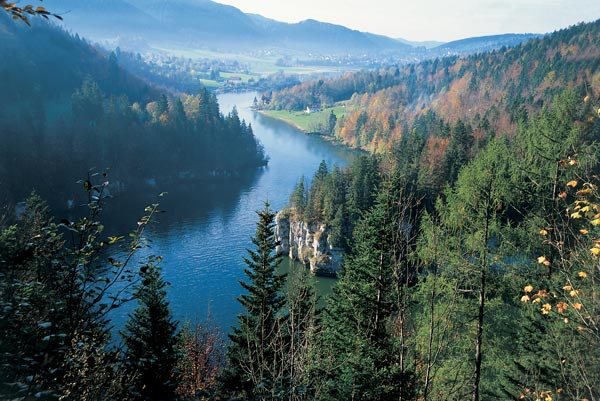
[255,107,355,150]
[256,109,319,133]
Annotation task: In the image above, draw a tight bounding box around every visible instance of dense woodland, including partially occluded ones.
[0,14,266,208]
[2,10,600,401]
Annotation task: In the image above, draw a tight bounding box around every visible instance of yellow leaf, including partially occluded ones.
[539,229,548,236]
[563,285,572,291]
[570,289,580,297]
[577,189,592,196]
[573,302,582,310]
[567,180,578,188]
[569,159,578,165]
[558,191,567,199]
[591,247,600,256]
[533,298,542,304]
[578,271,588,278]
[524,285,534,293]
[521,295,530,302]
[591,218,600,226]
[571,211,582,219]
[108,235,124,244]
[541,303,552,314]
[557,302,568,313]
[580,229,589,235]
[537,256,547,264]
[584,95,590,102]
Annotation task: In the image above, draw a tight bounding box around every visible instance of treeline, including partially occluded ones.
[259,19,600,152]
[0,78,266,207]
[0,16,266,207]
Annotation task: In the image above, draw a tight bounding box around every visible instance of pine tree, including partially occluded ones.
[121,260,180,401]
[221,201,286,400]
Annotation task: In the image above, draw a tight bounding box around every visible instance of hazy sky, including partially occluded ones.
[214,0,600,42]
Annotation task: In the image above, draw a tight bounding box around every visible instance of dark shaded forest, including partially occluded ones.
[0,14,266,209]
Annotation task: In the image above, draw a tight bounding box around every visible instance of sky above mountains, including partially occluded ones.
[215,0,600,41]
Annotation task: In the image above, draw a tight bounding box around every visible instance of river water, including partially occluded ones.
[110,92,355,332]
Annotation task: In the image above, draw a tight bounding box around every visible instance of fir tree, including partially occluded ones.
[221,201,286,400]
[121,260,180,401]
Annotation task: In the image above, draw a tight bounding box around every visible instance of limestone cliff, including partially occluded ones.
[275,210,344,276]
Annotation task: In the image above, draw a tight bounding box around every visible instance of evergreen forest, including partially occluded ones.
[0,13,266,208]
[1,8,600,401]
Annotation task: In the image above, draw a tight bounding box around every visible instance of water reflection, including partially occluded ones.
[109,92,355,332]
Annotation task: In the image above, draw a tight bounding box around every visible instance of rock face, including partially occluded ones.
[275,210,344,276]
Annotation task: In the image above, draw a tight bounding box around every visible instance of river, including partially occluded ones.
[109,92,355,332]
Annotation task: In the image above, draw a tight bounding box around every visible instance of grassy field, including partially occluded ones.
[198,79,221,89]
[220,72,259,83]
[260,105,347,133]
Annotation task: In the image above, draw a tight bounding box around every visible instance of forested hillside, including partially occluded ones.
[262,19,600,400]
[274,58,600,401]
[0,15,266,208]
[261,19,600,150]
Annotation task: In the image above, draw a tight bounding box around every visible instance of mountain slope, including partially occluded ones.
[0,14,266,208]
[43,0,414,54]
[0,11,157,104]
[263,19,600,150]
[431,33,541,55]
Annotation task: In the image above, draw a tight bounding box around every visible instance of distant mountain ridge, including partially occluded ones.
[42,0,414,54]
[41,0,539,57]
[432,33,541,55]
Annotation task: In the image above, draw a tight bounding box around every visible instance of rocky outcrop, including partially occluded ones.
[275,210,344,276]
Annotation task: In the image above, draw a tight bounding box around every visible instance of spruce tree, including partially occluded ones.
[289,176,307,216]
[318,175,417,401]
[221,201,286,400]
[121,261,180,401]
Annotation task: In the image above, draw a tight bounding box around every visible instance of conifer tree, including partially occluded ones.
[318,174,417,401]
[283,266,320,400]
[289,176,307,216]
[221,201,286,400]
[121,260,180,401]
